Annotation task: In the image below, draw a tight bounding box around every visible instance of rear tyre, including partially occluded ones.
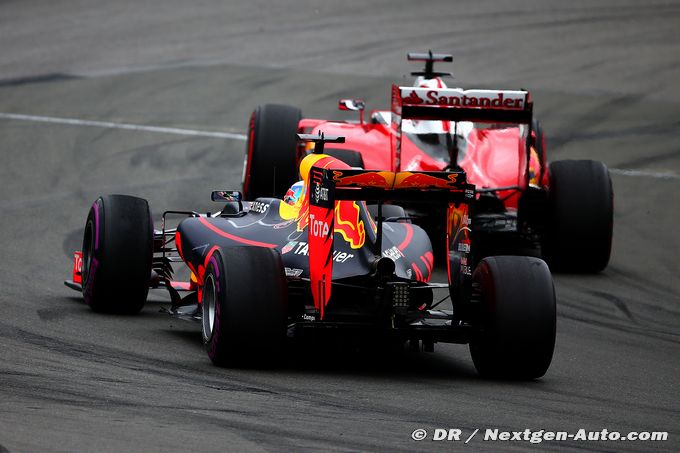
[81,195,153,314]
[322,148,365,168]
[202,247,288,367]
[469,256,556,379]
[242,104,302,200]
[542,160,613,272]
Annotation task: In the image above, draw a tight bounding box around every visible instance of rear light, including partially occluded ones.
[391,282,410,315]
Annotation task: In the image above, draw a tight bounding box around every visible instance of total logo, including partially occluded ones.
[309,214,330,239]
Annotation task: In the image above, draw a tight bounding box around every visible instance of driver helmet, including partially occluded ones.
[402,77,451,134]
[284,180,305,206]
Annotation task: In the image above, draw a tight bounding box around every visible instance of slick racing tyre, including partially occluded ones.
[81,195,153,314]
[242,104,302,200]
[542,160,613,272]
[322,148,365,168]
[469,256,556,380]
[202,246,288,367]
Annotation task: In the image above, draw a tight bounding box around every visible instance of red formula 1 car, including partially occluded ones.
[65,134,556,379]
[242,52,613,272]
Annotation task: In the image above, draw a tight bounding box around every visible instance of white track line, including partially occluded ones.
[609,168,680,180]
[2,112,678,180]
[0,112,247,140]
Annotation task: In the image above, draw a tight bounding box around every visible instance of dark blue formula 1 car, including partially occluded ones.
[66,134,556,379]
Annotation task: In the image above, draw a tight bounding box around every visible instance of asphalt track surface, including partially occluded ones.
[1,1,679,451]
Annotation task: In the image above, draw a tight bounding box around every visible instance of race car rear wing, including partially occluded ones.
[390,84,533,170]
[307,163,475,318]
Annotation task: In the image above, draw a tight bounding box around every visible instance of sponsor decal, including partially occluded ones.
[310,167,333,208]
[447,202,473,282]
[334,200,366,249]
[72,251,83,284]
[403,90,424,104]
[284,267,304,278]
[382,245,404,262]
[291,241,354,263]
[293,241,309,255]
[249,201,269,214]
[394,171,460,189]
[281,240,298,254]
[309,213,330,239]
[313,185,329,203]
[401,87,527,110]
[332,251,354,263]
[332,170,394,188]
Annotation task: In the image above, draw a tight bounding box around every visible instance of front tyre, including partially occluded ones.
[81,195,153,314]
[202,247,288,367]
[242,104,302,200]
[469,256,556,379]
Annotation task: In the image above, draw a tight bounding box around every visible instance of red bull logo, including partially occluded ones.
[294,198,365,249]
[447,202,471,250]
[395,171,459,189]
[334,200,365,249]
[332,170,394,188]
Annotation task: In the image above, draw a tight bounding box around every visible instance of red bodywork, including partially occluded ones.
[297,84,548,210]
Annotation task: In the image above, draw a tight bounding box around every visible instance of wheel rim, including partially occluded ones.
[202,274,217,341]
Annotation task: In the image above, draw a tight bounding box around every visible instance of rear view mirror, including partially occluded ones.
[338,99,365,111]
[211,191,242,203]
[338,99,366,126]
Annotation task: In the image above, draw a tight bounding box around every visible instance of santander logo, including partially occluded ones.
[401,88,527,110]
[403,91,424,104]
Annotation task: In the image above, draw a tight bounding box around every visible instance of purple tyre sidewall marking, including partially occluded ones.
[83,200,102,306]
[207,254,222,360]
[83,257,99,306]
[92,201,100,251]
